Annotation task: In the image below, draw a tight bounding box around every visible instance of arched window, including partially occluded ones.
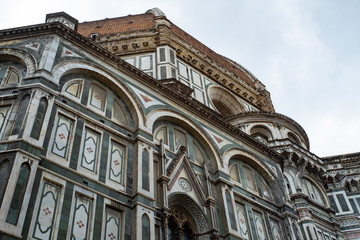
[288,132,301,146]
[0,160,10,207]
[225,190,237,230]
[250,125,273,143]
[3,67,20,85]
[142,214,150,240]
[303,178,325,206]
[142,149,150,191]
[285,176,293,195]
[193,142,205,165]
[64,80,83,99]
[154,126,168,144]
[30,97,48,139]
[243,166,257,193]
[89,84,106,111]
[112,99,127,125]
[229,164,240,183]
[6,162,30,225]
[11,95,30,135]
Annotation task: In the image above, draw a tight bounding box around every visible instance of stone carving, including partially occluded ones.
[169,194,209,232]
[178,177,192,192]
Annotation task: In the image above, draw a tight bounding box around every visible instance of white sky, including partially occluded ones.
[1,0,359,157]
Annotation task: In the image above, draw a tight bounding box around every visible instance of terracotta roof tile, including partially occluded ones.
[77,13,155,37]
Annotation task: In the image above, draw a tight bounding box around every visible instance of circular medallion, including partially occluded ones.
[178,177,192,192]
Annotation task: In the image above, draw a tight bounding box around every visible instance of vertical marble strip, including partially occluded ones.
[0,106,9,133]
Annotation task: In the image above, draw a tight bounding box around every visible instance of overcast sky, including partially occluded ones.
[1,0,359,157]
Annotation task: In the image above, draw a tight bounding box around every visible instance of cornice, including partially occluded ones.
[226,111,310,149]
[0,21,284,162]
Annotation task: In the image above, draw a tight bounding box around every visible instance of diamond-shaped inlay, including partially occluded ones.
[113,160,120,166]
[58,133,66,139]
[108,233,116,240]
[42,207,52,216]
[94,95,100,100]
[76,220,85,228]
[86,147,93,153]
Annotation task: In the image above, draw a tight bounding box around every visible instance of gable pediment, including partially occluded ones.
[166,146,207,205]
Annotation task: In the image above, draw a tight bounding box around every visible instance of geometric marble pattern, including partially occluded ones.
[109,141,124,185]
[236,203,250,240]
[104,207,121,240]
[51,115,73,159]
[254,211,267,240]
[70,194,92,240]
[81,128,100,172]
[33,181,61,240]
[128,84,164,109]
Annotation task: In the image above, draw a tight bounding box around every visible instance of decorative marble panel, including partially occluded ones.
[109,141,125,185]
[254,211,267,240]
[81,128,100,172]
[236,203,250,240]
[104,207,121,240]
[90,85,106,111]
[244,167,257,192]
[33,181,61,240]
[270,220,282,240]
[51,115,73,159]
[70,194,92,240]
[178,178,192,192]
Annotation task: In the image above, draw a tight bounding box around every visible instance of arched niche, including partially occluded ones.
[287,132,302,146]
[150,113,220,171]
[55,61,143,129]
[250,124,273,143]
[223,149,285,205]
[168,193,209,235]
[301,176,329,207]
[208,85,245,117]
[0,48,37,78]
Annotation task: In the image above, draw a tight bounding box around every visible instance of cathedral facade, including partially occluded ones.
[0,8,358,240]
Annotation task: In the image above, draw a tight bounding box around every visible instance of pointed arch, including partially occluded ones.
[147,109,221,170]
[168,193,209,234]
[222,148,276,182]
